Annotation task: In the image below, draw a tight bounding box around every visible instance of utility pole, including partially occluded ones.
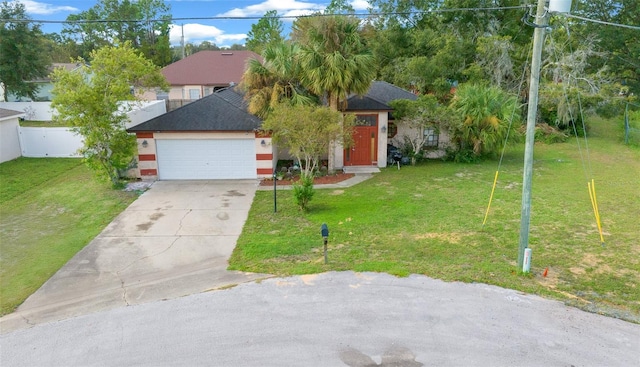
[181,24,185,60]
[518,0,549,270]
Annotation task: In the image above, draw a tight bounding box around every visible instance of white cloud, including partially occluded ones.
[169,23,246,47]
[350,0,371,11]
[12,0,78,15]
[217,0,324,18]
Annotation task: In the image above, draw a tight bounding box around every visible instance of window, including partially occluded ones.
[188,89,201,99]
[423,128,439,148]
[387,121,398,139]
[355,114,377,126]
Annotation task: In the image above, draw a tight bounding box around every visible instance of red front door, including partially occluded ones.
[345,115,378,166]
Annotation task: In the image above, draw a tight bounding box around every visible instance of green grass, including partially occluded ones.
[231,116,640,322]
[0,158,137,315]
[19,120,69,127]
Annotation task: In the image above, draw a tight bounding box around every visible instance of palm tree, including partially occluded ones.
[449,83,522,156]
[292,15,376,111]
[239,42,314,119]
[292,15,376,171]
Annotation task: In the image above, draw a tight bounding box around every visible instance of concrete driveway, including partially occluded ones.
[0,180,267,333]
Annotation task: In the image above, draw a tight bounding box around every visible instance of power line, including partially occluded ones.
[1,5,531,25]
[562,13,640,30]
[2,5,637,31]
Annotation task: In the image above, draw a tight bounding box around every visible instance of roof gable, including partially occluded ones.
[346,81,417,111]
[162,51,262,86]
[127,87,261,132]
[0,108,24,121]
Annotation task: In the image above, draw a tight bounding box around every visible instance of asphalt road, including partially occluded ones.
[2,271,639,366]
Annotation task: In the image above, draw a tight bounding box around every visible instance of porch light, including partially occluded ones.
[261,139,266,147]
[381,125,387,133]
[142,140,148,148]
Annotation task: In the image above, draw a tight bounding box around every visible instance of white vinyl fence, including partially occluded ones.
[0,100,166,160]
[18,127,83,158]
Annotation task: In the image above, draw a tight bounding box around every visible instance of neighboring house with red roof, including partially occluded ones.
[155,50,261,101]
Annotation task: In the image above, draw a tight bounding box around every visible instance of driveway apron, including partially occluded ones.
[1,180,267,333]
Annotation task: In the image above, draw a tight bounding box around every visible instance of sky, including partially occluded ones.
[13,0,372,47]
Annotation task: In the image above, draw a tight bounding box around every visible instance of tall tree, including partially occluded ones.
[0,1,51,101]
[62,0,172,66]
[51,42,167,187]
[366,0,529,97]
[246,10,284,55]
[292,15,376,172]
[324,0,355,14]
[572,0,640,95]
[292,15,375,111]
[240,42,315,118]
[42,32,81,63]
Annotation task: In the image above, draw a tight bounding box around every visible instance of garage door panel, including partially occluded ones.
[156,139,256,180]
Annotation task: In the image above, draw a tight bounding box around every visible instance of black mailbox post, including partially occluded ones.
[321,223,329,264]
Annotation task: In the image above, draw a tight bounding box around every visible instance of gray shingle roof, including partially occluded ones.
[346,81,417,111]
[127,87,261,132]
[0,108,24,120]
[127,81,418,132]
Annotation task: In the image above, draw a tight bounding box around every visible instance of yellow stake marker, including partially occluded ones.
[482,171,500,227]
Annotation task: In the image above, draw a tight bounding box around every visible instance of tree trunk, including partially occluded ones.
[327,93,340,173]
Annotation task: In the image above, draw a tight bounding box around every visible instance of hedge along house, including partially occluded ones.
[127,87,274,180]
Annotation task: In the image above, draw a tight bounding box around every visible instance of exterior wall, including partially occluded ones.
[336,111,389,169]
[168,87,184,100]
[3,82,53,102]
[166,85,229,101]
[255,132,273,178]
[376,111,389,167]
[134,131,273,180]
[135,132,157,178]
[0,117,22,163]
[168,85,204,100]
[391,122,451,159]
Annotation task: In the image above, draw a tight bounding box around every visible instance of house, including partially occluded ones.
[1,63,82,102]
[342,81,418,168]
[155,51,262,101]
[0,108,25,163]
[126,81,441,180]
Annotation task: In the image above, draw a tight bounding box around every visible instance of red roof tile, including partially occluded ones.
[162,50,262,86]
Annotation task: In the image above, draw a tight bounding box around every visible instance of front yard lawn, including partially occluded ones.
[230,117,640,322]
[0,158,137,315]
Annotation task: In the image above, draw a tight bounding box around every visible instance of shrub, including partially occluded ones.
[292,174,314,211]
[448,83,522,157]
[444,147,481,163]
[531,123,569,144]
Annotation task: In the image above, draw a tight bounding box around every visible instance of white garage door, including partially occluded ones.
[156,139,256,180]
